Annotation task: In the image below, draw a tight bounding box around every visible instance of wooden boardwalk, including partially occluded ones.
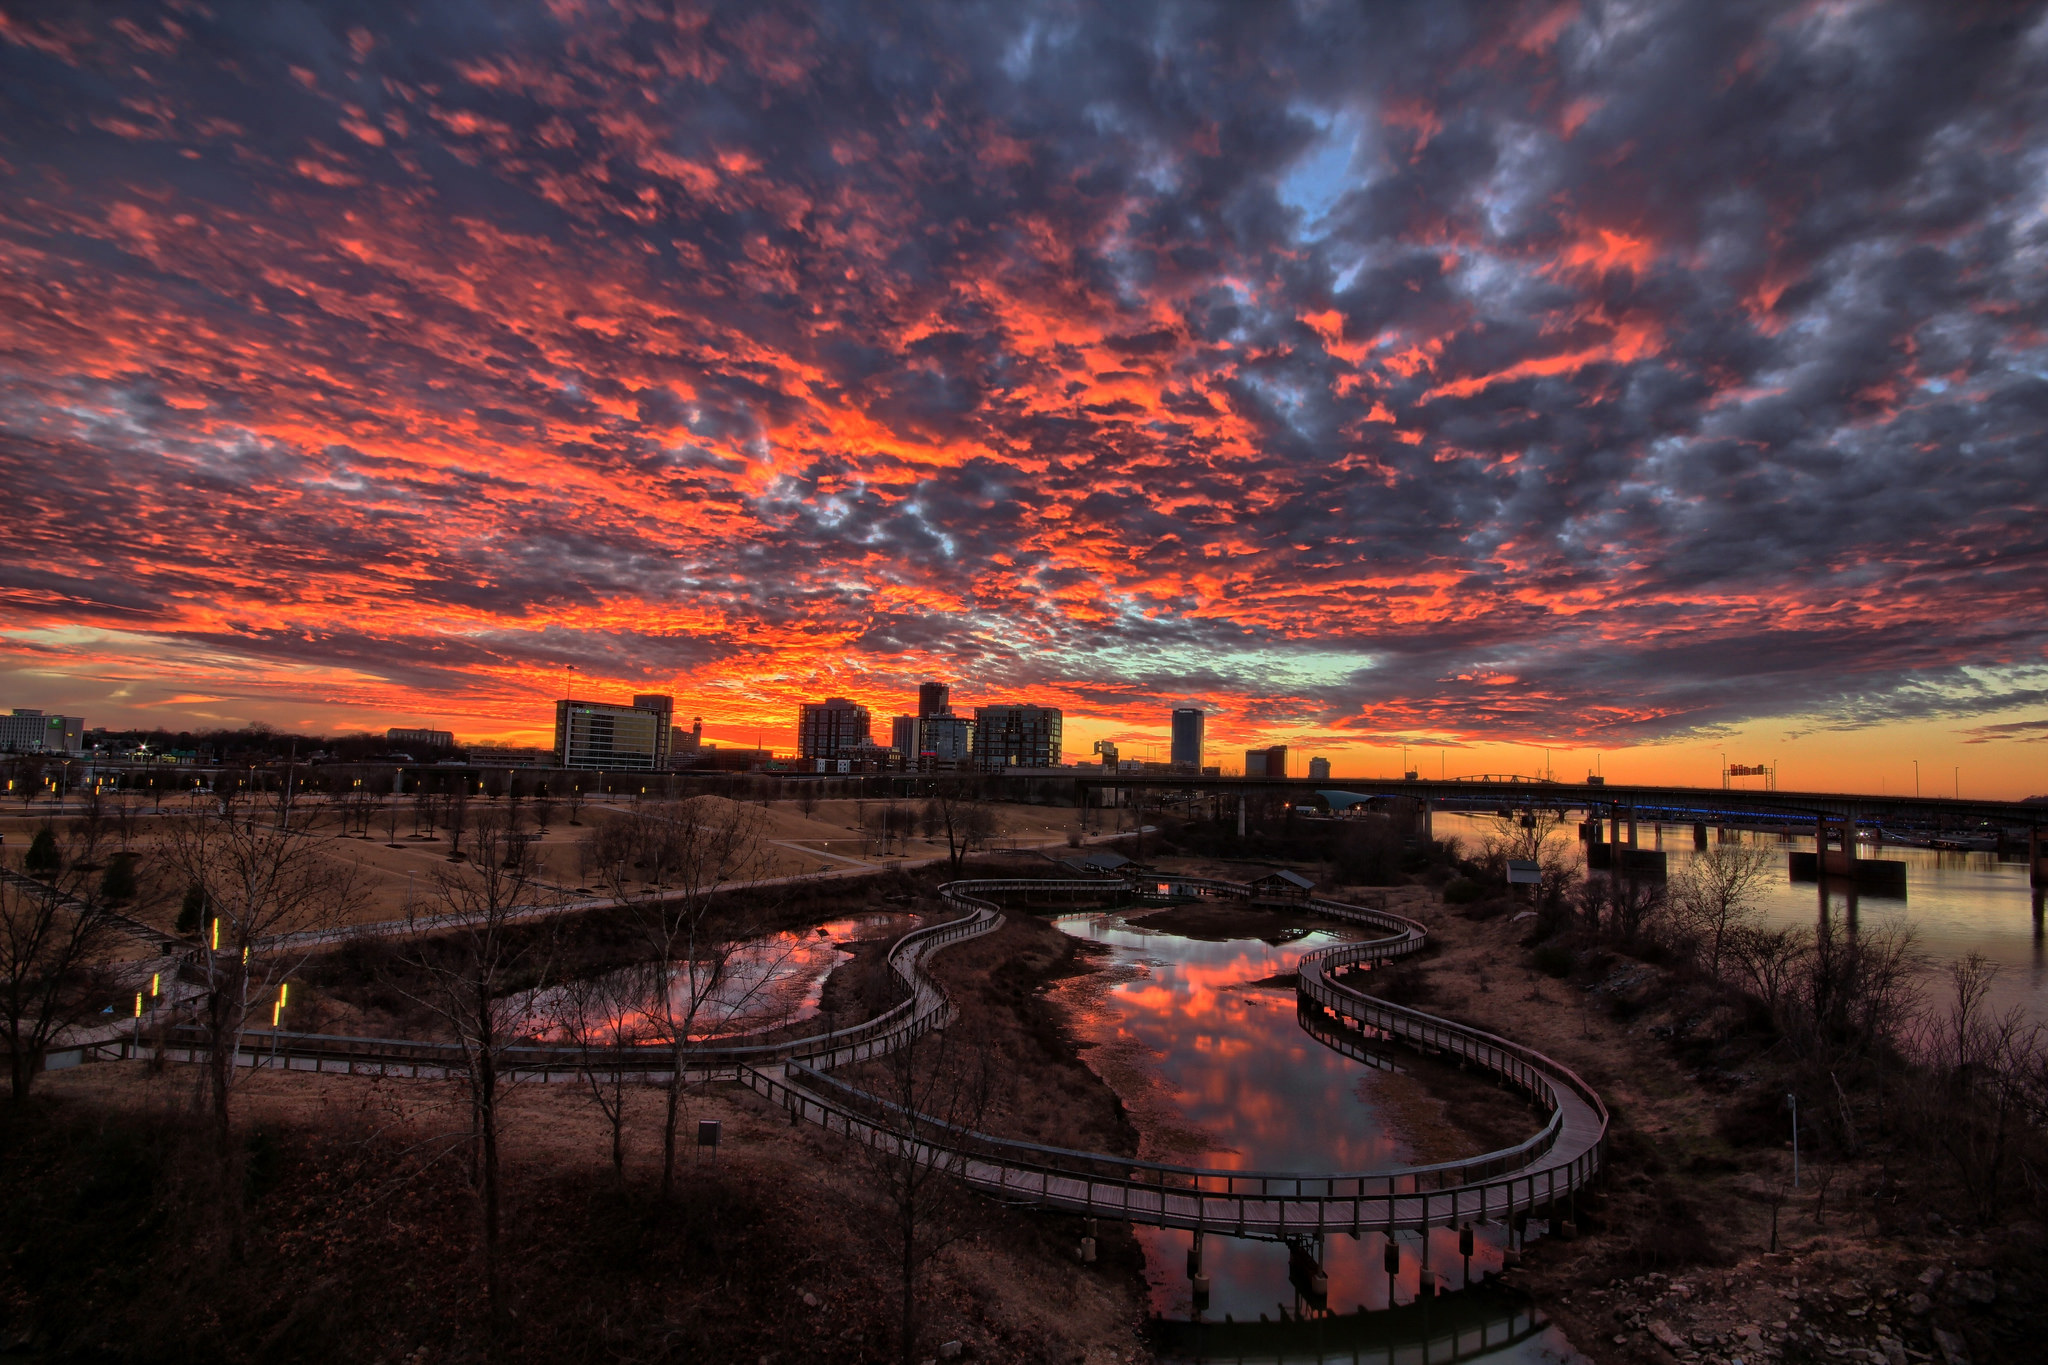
[78,872,1605,1239]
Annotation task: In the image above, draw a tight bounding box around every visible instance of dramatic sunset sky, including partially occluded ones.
[2,2,2045,793]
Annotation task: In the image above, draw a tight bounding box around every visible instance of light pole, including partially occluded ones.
[1913,759,1919,798]
[1788,1093,1800,1188]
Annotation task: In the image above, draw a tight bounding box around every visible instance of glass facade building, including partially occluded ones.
[554,697,671,771]
[797,697,871,759]
[1169,708,1205,769]
[972,704,1062,769]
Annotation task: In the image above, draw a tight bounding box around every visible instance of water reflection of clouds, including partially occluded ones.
[518,912,916,1043]
[1054,911,1408,1177]
[1053,910,1523,1324]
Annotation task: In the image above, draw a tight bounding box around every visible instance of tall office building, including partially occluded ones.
[0,709,84,754]
[797,697,871,759]
[890,714,918,755]
[555,695,672,771]
[1308,756,1331,780]
[973,704,1062,769]
[387,726,454,752]
[1244,744,1289,778]
[917,681,950,719]
[1169,708,1205,769]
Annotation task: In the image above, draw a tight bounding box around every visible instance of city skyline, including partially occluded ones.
[2,5,2045,797]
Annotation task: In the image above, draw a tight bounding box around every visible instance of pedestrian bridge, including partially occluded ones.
[88,874,1606,1241]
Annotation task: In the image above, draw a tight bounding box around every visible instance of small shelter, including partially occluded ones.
[1061,849,1133,877]
[1248,868,1316,905]
[1506,858,1542,899]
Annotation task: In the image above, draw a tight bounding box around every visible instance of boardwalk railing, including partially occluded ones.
[82,871,1607,1238]
[751,877,1608,1237]
[100,901,1008,1080]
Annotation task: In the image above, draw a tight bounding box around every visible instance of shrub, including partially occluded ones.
[99,852,137,904]
[1532,942,1575,978]
[175,884,206,937]
[1442,876,1485,904]
[23,825,59,876]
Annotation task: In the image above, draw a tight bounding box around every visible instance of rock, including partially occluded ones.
[801,1292,820,1309]
[1917,1266,1945,1290]
[1879,1338,1908,1365]
[1951,1270,1995,1305]
[1931,1326,1971,1365]
[1905,1293,1931,1317]
[938,1343,965,1361]
[1649,1320,1687,1351]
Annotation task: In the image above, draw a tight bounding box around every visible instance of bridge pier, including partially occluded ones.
[1693,822,1708,850]
[1288,1236,1329,1303]
[2032,827,2048,890]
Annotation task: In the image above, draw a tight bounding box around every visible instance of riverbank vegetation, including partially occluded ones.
[1405,819,2048,1363]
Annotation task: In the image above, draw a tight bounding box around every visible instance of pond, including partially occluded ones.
[516,911,919,1043]
[1047,907,1583,1363]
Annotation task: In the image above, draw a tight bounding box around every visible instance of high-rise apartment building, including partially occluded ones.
[555,695,672,770]
[0,709,84,754]
[921,713,972,766]
[917,681,950,719]
[1308,756,1331,780]
[973,704,1062,769]
[797,697,871,759]
[1169,708,1205,769]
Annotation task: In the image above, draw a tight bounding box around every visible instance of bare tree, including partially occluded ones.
[566,778,587,826]
[391,816,555,1320]
[0,829,121,1099]
[922,780,995,877]
[583,797,775,1199]
[1790,917,1922,1066]
[1726,922,1813,1025]
[1671,841,1777,976]
[531,789,557,835]
[163,809,364,1163]
[445,788,471,861]
[557,964,650,1182]
[850,1023,995,1365]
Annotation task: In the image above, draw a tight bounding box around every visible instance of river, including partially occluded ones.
[1432,811,2048,1025]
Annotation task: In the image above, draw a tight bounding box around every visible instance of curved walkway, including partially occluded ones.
[85,873,1605,1239]
[740,877,1608,1238]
